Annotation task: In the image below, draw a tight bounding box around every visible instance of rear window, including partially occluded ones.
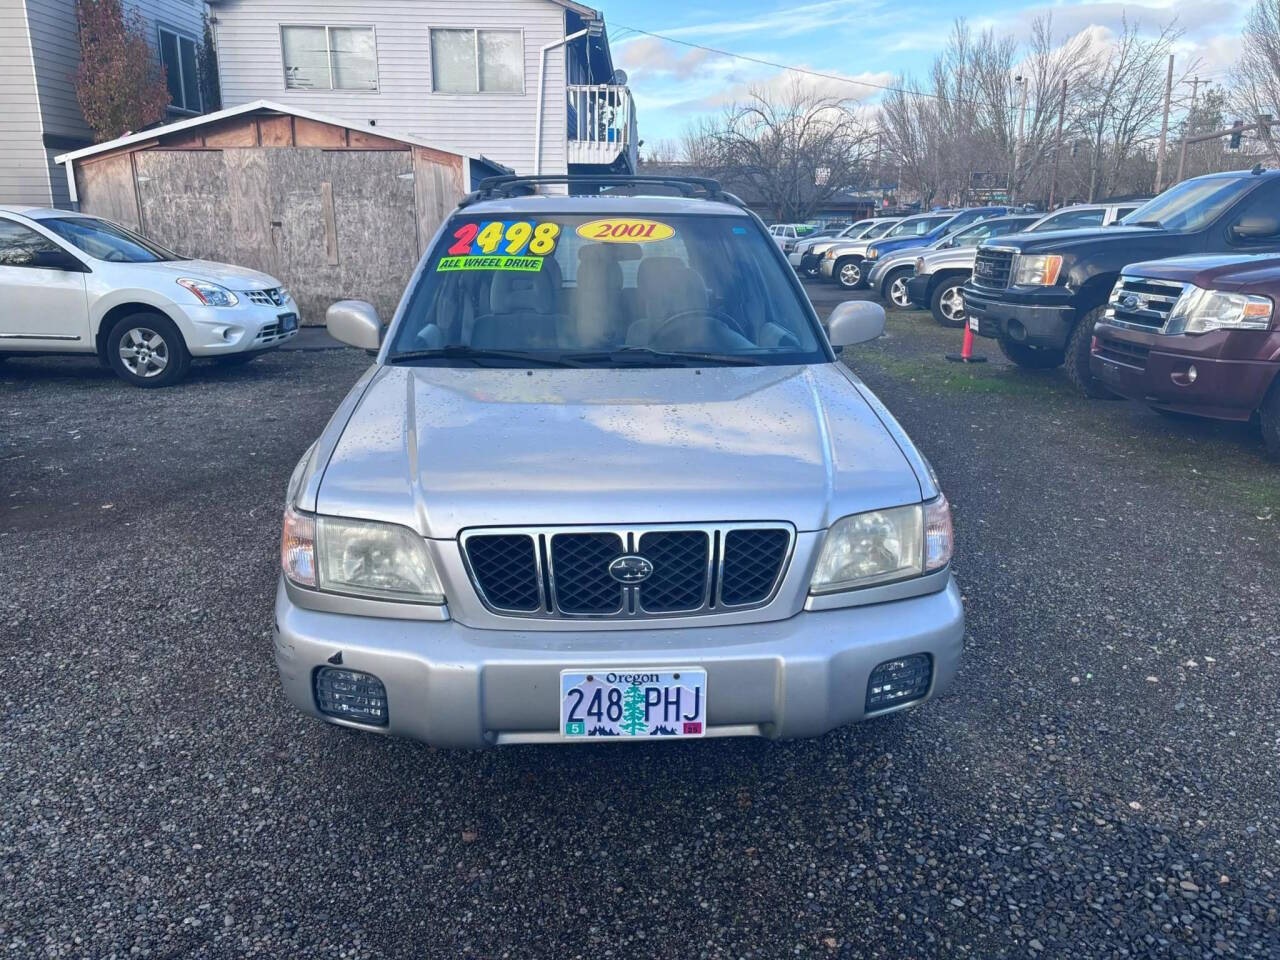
[389,213,828,367]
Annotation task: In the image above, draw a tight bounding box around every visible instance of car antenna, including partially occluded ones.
[1253,163,1266,175]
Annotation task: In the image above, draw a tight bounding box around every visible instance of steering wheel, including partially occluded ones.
[648,308,748,351]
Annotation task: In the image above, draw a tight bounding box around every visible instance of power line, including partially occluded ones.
[610,21,1030,109]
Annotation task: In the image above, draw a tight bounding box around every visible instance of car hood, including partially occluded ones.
[875,243,933,269]
[918,245,978,271]
[984,224,1169,255]
[316,363,924,538]
[1123,252,1280,293]
[141,258,281,290]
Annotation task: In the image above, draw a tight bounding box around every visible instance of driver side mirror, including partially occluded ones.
[827,300,885,348]
[1230,213,1280,241]
[327,300,382,353]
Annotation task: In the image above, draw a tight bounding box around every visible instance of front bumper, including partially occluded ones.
[273,575,965,748]
[963,284,1076,350]
[180,301,300,356]
[905,274,932,309]
[1090,322,1280,420]
[819,258,836,279]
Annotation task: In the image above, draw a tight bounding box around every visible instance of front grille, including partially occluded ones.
[551,533,624,614]
[245,287,287,306]
[1105,276,1185,332]
[460,524,793,620]
[1094,336,1149,371]
[972,248,1015,289]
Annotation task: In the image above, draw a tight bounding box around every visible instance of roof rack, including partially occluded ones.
[460,174,745,207]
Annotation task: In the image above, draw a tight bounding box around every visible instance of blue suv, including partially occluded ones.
[864,207,1012,298]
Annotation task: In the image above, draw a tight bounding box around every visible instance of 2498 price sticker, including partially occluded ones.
[447,220,561,258]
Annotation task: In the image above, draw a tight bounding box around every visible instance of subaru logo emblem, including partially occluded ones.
[608,555,653,584]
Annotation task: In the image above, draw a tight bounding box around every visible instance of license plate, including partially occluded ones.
[560,667,706,739]
[278,312,298,333]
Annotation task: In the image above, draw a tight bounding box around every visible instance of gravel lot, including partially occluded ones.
[3,291,1279,959]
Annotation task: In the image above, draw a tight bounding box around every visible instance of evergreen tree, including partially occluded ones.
[620,684,647,736]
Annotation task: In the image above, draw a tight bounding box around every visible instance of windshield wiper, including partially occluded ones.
[562,346,763,367]
[387,345,581,367]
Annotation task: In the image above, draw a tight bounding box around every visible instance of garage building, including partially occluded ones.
[55,100,506,322]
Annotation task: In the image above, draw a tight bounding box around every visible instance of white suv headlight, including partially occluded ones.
[810,495,953,593]
[177,277,239,307]
[1169,286,1273,334]
[281,506,445,604]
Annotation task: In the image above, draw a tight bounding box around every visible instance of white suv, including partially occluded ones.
[0,207,298,387]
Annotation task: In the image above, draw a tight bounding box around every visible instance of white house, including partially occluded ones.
[0,0,209,206]
[206,0,636,178]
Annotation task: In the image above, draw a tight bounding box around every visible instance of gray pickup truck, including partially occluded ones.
[275,175,962,748]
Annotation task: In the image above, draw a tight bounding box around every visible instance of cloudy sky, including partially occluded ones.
[608,0,1252,144]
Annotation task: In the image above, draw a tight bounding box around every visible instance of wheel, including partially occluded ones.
[998,337,1064,369]
[834,257,863,290]
[106,313,191,388]
[1064,305,1117,398]
[882,268,913,308]
[930,277,966,327]
[214,352,258,366]
[1261,379,1280,460]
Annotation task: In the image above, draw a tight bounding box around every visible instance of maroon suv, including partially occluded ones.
[1090,253,1280,457]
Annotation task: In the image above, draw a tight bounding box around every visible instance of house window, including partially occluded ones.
[430,28,522,93]
[281,25,378,91]
[158,27,201,112]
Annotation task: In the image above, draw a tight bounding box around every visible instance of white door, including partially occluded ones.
[0,219,90,349]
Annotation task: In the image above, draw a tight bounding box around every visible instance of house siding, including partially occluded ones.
[211,0,569,175]
[0,1,53,204]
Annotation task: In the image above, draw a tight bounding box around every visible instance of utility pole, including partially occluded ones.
[1047,77,1068,209]
[1154,54,1175,192]
[1009,76,1029,204]
[1175,76,1202,184]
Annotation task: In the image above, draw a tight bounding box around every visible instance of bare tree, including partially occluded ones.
[693,78,874,222]
[1232,0,1280,160]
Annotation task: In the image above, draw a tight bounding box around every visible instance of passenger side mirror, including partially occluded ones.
[827,300,885,347]
[1230,213,1280,241]
[327,300,382,352]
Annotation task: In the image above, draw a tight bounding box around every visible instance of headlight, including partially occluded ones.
[866,247,880,260]
[1169,286,1273,334]
[177,277,239,307]
[1012,254,1063,286]
[281,506,445,603]
[809,495,953,594]
[824,249,837,260]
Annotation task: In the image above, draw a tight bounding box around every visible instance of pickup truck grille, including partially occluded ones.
[1105,276,1186,332]
[461,524,793,620]
[1094,336,1149,371]
[972,248,1015,289]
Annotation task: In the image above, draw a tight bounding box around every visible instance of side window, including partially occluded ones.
[1226,182,1280,244]
[0,220,61,268]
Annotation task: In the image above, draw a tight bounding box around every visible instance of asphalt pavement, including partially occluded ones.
[2,290,1278,958]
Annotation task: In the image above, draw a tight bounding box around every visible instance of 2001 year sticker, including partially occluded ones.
[576,218,675,244]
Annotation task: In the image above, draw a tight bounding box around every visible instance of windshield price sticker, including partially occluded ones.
[560,667,707,739]
[441,220,561,268]
[576,218,676,244]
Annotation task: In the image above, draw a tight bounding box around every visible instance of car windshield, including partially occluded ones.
[864,220,899,238]
[946,218,1025,246]
[1121,176,1253,232]
[884,215,950,238]
[388,212,829,368]
[40,216,177,263]
[843,220,874,236]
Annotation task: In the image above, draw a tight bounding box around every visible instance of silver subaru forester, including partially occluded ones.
[276,175,963,748]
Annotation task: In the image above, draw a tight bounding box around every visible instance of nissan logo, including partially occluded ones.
[608,555,654,584]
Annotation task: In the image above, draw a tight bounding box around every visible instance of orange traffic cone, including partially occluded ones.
[946,322,987,363]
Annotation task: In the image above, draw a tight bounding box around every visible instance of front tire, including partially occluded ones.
[998,337,1064,369]
[882,267,913,308]
[1261,379,1280,460]
[106,313,191,388]
[834,257,864,290]
[930,277,966,327]
[1064,305,1117,398]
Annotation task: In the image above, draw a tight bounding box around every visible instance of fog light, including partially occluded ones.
[315,667,388,726]
[866,654,932,712]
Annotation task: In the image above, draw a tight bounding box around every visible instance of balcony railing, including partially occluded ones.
[567,84,637,171]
